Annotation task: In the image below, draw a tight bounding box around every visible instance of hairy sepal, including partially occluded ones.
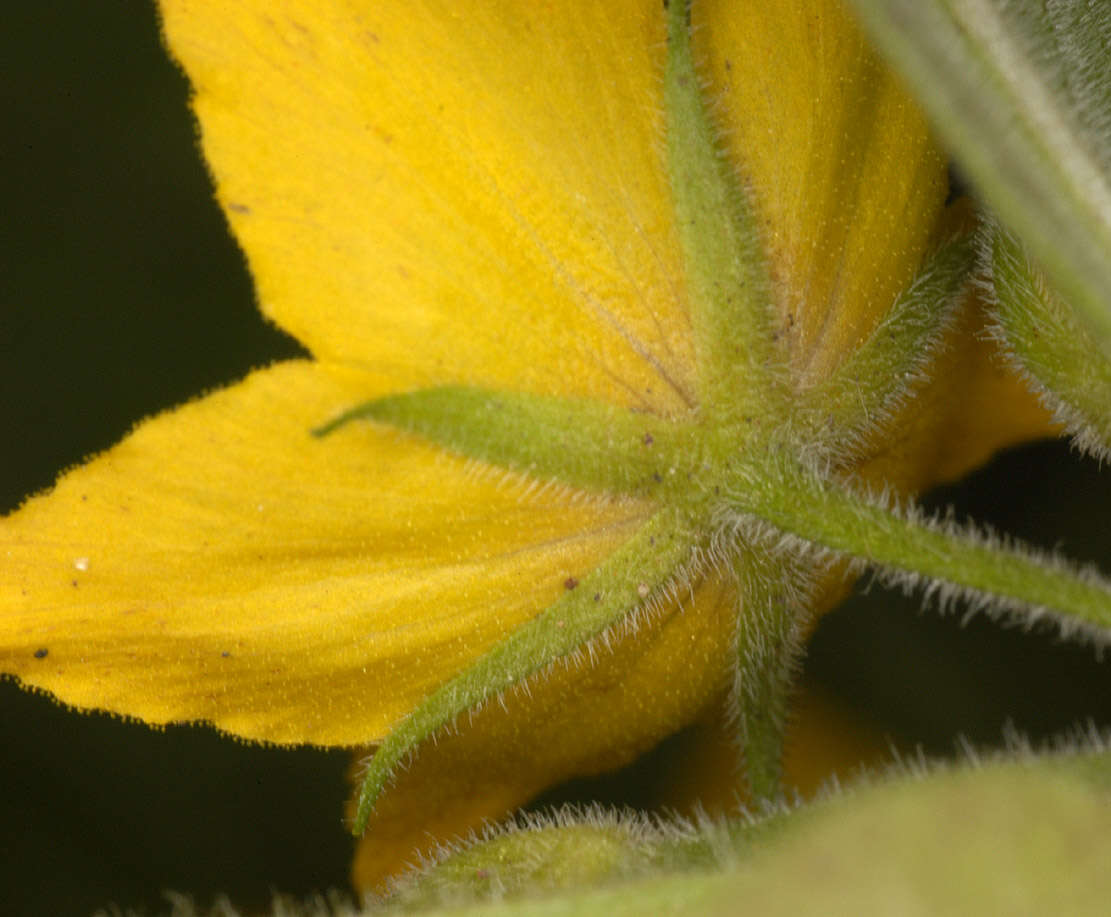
[350,508,700,834]
[985,221,1111,461]
[796,234,974,461]
[315,386,691,496]
[664,0,782,421]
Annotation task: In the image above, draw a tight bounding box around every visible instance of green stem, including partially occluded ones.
[730,546,816,805]
[732,456,1111,640]
[740,704,785,804]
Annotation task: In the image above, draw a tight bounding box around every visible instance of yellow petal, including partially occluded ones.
[160,0,697,416]
[0,361,648,745]
[351,570,739,892]
[696,0,948,383]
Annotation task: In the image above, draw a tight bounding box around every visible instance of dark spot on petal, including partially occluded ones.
[564,577,579,591]
[227,201,251,215]
[33,648,48,659]
[643,432,655,446]
[593,593,601,602]
[221,651,231,658]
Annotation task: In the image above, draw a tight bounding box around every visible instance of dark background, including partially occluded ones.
[2,3,1109,915]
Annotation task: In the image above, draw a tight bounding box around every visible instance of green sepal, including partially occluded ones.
[314,386,693,497]
[797,234,975,460]
[351,507,700,835]
[664,0,781,420]
[988,221,1111,460]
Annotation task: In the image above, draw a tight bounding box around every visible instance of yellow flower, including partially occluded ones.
[0,0,1050,894]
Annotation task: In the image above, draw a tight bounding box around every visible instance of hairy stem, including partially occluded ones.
[729,456,1111,641]
[729,545,818,805]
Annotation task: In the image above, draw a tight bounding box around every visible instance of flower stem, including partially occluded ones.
[730,546,816,805]
[730,456,1111,642]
